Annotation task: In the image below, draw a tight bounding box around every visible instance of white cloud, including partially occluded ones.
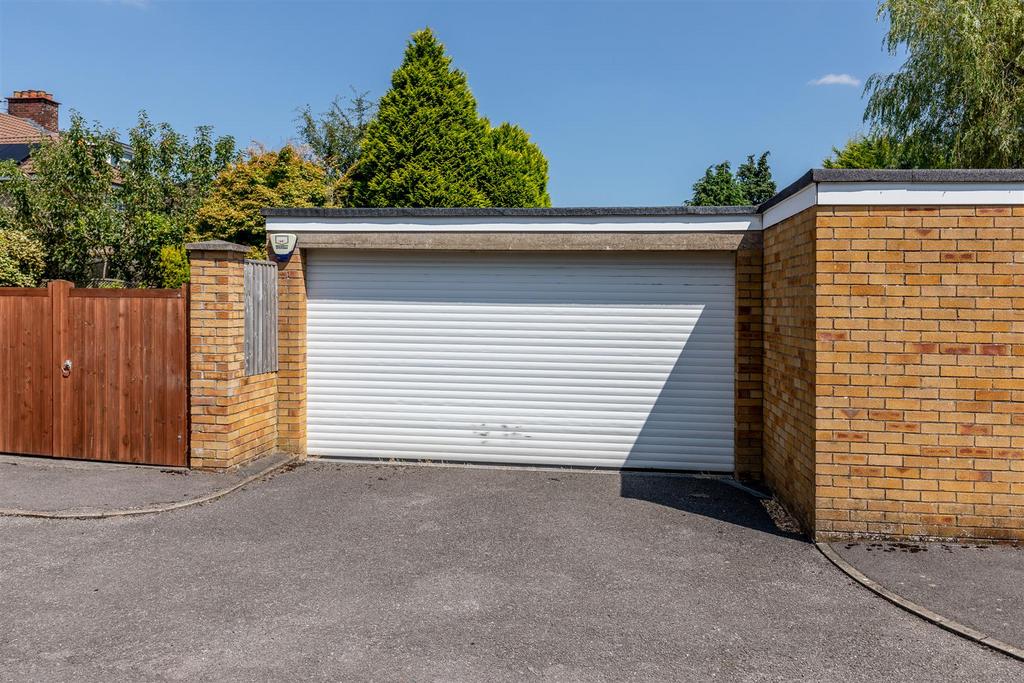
[808,73,861,87]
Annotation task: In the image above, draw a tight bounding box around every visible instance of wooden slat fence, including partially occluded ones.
[244,259,279,376]
[0,288,53,457]
[0,281,188,467]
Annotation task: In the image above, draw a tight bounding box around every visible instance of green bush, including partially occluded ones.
[156,244,190,289]
[0,228,46,287]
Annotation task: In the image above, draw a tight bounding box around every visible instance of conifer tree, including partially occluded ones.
[481,122,551,208]
[736,152,776,205]
[348,29,491,207]
[688,162,748,206]
[348,28,551,207]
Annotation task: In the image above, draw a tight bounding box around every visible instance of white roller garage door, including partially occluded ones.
[306,250,735,471]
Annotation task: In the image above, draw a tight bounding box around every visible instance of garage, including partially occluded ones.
[305,249,736,471]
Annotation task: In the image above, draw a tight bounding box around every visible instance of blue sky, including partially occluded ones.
[0,0,897,205]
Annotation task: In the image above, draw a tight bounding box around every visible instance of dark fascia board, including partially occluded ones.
[261,205,758,219]
[811,168,1024,183]
[756,170,815,213]
[758,168,1024,213]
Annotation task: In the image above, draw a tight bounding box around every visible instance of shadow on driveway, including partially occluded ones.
[620,470,801,540]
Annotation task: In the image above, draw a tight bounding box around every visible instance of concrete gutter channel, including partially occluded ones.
[0,452,297,520]
[817,543,1024,663]
[0,454,1019,665]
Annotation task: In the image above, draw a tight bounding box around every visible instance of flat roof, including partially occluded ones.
[759,168,1024,212]
[262,169,1024,219]
[261,205,757,218]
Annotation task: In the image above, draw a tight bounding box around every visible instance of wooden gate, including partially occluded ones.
[0,281,188,467]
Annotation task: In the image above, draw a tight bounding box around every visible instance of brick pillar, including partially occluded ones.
[276,247,307,456]
[735,232,764,481]
[186,239,278,470]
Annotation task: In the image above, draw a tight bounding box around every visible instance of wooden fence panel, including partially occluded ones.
[58,287,188,466]
[244,259,279,376]
[0,282,187,467]
[0,288,53,456]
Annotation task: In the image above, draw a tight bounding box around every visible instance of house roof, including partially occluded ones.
[0,111,57,146]
[0,111,58,168]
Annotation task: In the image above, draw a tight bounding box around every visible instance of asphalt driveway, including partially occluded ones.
[0,452,291,516]
[0,461,1020,681]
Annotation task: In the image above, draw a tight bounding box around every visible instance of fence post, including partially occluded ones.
[185,240,277,470]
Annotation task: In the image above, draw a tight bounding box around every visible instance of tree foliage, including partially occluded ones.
[481,122,551,208]
[861,0,1024,168]
[195,145,332,249]
[0,115,123,284]
[117,115,235,286]
[735,152,777,205]
[297,88,376,181]
[0,112,235,287]
[689,162,748,206]
[121,113,236,225]
[688,152,775,206]
[349,29,491,207]
[348,28,550,208]
[823,135,917,168]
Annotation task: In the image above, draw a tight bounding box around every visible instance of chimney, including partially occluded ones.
[7,90,60,133]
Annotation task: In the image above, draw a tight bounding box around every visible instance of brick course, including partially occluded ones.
[735,233,764,480]
[762,207,818,530]
[188,247,278,470]
[276,248,307,455]
[816,205,1024,541]
[763,205,1024,541]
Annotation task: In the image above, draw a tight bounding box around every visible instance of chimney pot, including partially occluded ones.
[7,89,60,133]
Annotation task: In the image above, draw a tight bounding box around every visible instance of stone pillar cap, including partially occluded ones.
[185,239,250,253]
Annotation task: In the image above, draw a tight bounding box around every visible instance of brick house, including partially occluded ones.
[0,90,60,170]
[185,169,1024,543]
[1,89,130,176]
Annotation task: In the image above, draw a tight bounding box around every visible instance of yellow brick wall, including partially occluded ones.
[188,249,278,470]
[762,207,819,531]
[815,205,1024,541]
[276,248,307,455]
[735,233,764,480]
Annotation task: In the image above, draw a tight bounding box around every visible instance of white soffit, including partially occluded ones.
[762,180,1024,228]
[266,213,762,233]
[817,181,1024,206]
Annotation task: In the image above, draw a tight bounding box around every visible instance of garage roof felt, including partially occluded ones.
[262,169,1024,218]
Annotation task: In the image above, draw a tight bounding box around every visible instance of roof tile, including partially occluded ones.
[0,112,58,145]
